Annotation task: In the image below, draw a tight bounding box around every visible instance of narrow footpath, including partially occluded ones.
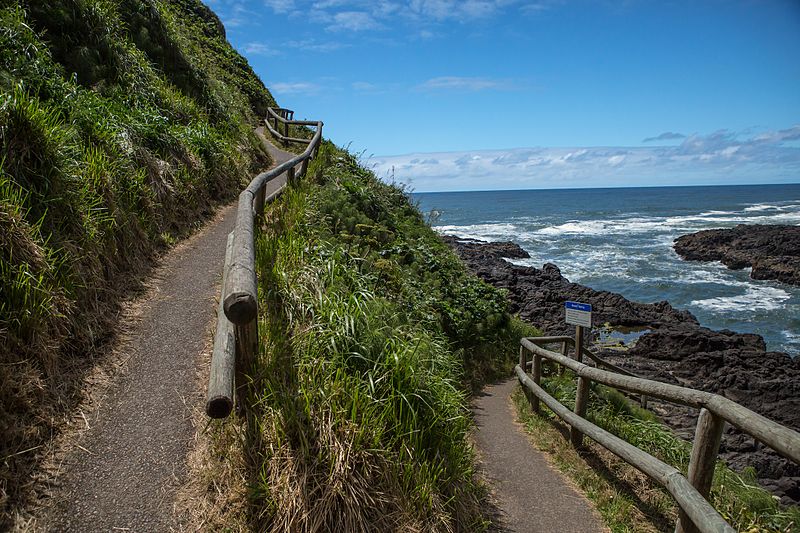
[41,129,603,532]
[42,131,293,532]
[473,379,605,532]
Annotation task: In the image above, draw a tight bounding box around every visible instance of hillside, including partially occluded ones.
[188,141,531,531]
[0,0,275,524]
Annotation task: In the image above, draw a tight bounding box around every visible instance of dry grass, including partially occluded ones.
[175,323,250,533]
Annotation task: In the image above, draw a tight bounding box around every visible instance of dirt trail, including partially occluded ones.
[41,133,293,532]
[473,379,605,532]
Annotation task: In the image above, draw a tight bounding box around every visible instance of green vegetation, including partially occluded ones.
[0,0,275,524]
[198,142,532,531]
[513,368,800,532]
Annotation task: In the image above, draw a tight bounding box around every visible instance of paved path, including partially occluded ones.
[473,379,605,532]
[43,135,293,532]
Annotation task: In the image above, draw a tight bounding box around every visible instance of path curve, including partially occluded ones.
[42,134,293,532]
[473,378,605,532]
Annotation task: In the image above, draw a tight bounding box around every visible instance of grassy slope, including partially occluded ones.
[0,0,275,524]
[194,143,534,531]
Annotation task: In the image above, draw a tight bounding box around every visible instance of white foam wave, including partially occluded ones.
[743,202,800,213]
[534,208,800,239]
[505,257,540,268]
[434,223,522,241]
[690,286,791,312]
[673,263,755,287]
[744,204,782,212]
[698,210,737,216]
[782,330,800,343]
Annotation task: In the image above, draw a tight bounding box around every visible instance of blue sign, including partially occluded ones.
[565,301,592,312]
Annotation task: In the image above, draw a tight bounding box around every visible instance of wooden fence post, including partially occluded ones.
[676,408,725,533]
[519,346,533,407]
[571,375,590,447]
[284,120,289,139]
[254,184,265,216]
[287,165,296,185]
[532,352,542,414]
[206,233,236,418]
[559,341,568,375]
[574,325,584,363]
[300,158,309,179]
[234,318,258,417]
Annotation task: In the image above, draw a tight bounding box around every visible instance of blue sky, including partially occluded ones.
[207,0,800,191]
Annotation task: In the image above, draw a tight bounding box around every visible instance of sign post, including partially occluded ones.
[565,301,592,447]
[565,301,592,362]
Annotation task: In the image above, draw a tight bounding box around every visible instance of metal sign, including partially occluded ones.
[565,301,592,328]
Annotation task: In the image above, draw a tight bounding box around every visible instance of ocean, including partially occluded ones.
[414,184,800,356]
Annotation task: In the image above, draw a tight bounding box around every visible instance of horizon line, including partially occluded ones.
[409,181,800,195]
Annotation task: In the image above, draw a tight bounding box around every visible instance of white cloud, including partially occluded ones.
[352,81,379,91]
[643,131,686,143]
[243,42,280,55]
[369,128,800,192]
[407,0,513,21]
[417,76,512,91]
[269,82,322,95]
[328,10,383,31]
[264,0,296,13]
[520,1,560,16]
[263,0,530,34]
[285,38,348,52]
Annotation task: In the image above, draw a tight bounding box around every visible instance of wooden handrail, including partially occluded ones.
[518,336,800,533]
[265,107,321,144]
[516,366,734,533]
[206,109,323,419]
[530,335,639,377]
[521,338,800,462]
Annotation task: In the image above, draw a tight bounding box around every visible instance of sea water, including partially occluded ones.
[414,184,800,356]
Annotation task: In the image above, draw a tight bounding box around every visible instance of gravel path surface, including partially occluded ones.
[473,379,605,532]
[42,134,293,532]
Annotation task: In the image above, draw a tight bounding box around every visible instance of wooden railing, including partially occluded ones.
[265,106,319,145]
[205,108,323,419]
[518,336,800,533]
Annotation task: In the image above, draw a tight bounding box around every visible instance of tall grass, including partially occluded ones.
[0,0,276,525]
[205,142,524,531]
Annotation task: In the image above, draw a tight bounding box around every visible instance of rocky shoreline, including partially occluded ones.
[444,235,800,504]
[674,224,800,286]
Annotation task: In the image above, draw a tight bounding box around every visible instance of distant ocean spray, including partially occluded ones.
[413,184,800,356]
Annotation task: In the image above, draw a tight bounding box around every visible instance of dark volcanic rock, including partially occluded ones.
[674,224,800,286]
[443,237,531,261]
[444,235,800,504]
[443,235,697,335]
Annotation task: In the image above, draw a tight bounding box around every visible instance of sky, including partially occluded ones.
[207,0,800,191]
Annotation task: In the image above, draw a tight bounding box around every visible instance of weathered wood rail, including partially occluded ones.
[205,108,323,419]
[518,336,800,533]
[265,107,319,145]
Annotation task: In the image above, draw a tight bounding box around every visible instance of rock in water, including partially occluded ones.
[674,224,800,286]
